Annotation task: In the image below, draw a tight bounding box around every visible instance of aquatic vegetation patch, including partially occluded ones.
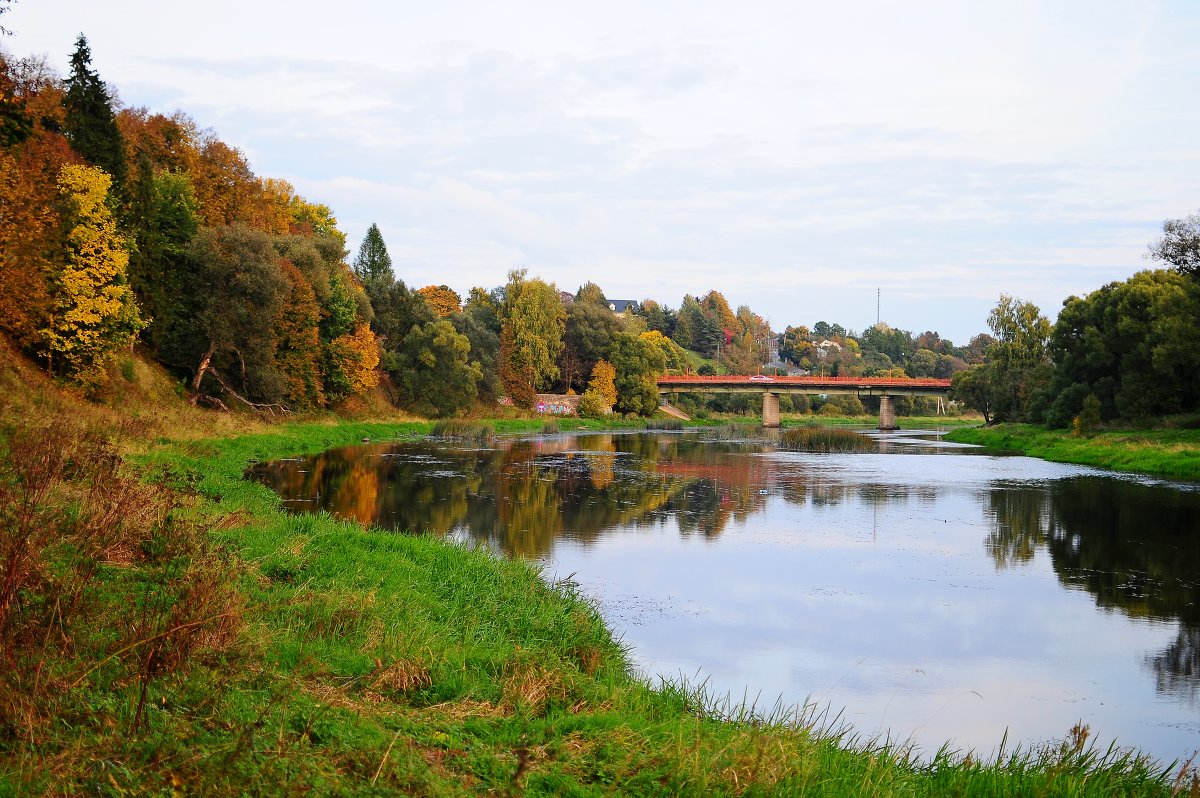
[780,424,878,453]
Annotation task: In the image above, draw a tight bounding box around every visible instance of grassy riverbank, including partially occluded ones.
[945,423,1200,481]
[0,346,1190,794]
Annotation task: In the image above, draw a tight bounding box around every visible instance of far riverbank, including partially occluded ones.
[945,423,1200,481]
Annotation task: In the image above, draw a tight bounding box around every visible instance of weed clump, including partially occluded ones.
[646,419,684,431]
[780,425,877,453]
[430,420,495,443]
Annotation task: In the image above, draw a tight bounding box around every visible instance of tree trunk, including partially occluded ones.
[191,342,215,398]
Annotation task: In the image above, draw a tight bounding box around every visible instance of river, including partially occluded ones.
[248,428,1200,765]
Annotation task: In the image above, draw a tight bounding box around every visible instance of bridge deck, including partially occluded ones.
[656,375,951,395]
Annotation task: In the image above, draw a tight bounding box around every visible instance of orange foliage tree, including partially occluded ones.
[417,284,462,317]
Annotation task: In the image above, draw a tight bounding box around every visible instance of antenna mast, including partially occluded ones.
[876,288,880,327]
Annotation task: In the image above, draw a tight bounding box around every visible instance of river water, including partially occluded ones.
[249,429,1200,765]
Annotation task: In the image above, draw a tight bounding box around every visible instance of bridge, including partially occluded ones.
[655,375,953,430]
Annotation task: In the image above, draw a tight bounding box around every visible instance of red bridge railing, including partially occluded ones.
[656,375,951,389]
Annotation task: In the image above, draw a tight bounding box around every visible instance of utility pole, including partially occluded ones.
[876,288,880,327]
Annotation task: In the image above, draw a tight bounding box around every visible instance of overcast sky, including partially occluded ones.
[6,1,1198,342]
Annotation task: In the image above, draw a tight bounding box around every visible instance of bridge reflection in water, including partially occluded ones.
[655,375,953,429]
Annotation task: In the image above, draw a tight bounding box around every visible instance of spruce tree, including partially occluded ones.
[64,34,127,195]
[352,222,393,282]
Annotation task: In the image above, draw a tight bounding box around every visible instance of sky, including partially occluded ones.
[5,1,1199,343]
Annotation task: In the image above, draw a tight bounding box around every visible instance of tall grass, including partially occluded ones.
[430,419,495,443]
[646,418,685,431]
[781,424,878,453]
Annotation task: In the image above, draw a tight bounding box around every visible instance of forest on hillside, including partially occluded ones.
[2,33,1197,426]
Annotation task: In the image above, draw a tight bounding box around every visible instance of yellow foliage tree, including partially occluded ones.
[640,330,689,372]
[579,358,617,416]
[417,284,462,318]
[44,163,144,385]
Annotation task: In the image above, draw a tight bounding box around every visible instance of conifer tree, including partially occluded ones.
[352,222,392,282]
[63,35,127,195]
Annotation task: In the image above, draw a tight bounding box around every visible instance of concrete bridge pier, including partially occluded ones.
[762,392,780,428]
[878,395,898,431]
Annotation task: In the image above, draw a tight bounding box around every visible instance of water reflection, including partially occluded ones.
[987,477,1200,707]
[250,431,1200,761]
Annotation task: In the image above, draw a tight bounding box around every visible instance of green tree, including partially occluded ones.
[499,269,565,404]
[184,224,288,404]
[1148,211,1200,280]
[1041,270,1200,425]
[390,320,481,416]
[352,222,392,282]
[560,299,622,392]
[951,364,993,424]
[452,300,502,400]
[607,331,666,416]
[42,163,144,386]
[63,35,126,195]
[986,294,1051,422]
[128,171,200,352]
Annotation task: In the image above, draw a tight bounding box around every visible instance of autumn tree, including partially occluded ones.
[43,163,144,385]
[325,322,380,398]
[63,35,126,195]
[189,134,259,227]
[499,269,565,405]
[640,330,688,372]
[272,260,325,409]
[0,100,74,350]
[417,284,462,317]
[352,222,393,282]
[579,359,617,417]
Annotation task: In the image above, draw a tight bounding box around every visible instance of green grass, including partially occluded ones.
[945,423,1200,481]
[1,414,1191,795]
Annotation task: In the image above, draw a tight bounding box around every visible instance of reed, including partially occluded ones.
[780,424,878,453]
[429,419,495,443]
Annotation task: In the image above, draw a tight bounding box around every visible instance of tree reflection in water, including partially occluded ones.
[251,432,1200,705]
[986,477,1200,705]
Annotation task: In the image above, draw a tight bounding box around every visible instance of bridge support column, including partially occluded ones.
[878,395,898,431]
[762,392,780,428]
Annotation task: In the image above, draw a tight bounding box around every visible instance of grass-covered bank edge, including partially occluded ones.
[944,423,1200,481]
[123,419,1185,795]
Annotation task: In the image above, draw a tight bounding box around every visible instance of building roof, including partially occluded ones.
[608,299,639,314]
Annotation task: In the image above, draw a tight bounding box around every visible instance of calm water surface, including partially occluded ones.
[249,430,1200,764]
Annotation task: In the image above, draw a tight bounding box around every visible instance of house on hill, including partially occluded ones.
[608,299,639,315]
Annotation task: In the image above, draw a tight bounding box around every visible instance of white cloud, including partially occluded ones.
[7,0,1200,340]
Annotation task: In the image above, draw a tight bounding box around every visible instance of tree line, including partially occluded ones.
[952,218,1200,428]
[6,35,1191,425]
